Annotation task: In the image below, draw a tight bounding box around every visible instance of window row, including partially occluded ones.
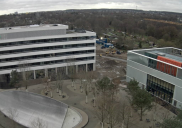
[0,43,95,55]
[0,50,94,63]
[146,74,175,103]
[0,36,96,47]
[147,74,175,91]
[0,56,95,70]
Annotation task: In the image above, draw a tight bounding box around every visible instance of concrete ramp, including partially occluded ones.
[0,91,68,128]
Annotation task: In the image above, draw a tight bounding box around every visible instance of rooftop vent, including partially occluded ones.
[157,52,165,56]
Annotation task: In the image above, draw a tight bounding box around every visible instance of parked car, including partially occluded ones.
[117,51,121,54]
[101,46,106,49]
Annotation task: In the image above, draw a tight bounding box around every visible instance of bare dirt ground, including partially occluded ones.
[96,44,127,85]
[96,44,127,60]
[96,56,126,83]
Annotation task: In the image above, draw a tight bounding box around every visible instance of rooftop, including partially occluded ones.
[0,24,68,33]
[149,50,182,63]
[131,47,182,63]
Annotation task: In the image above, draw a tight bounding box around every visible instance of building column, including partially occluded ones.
[45,69,48,78]
[55,67,57,75]
[76,65,78,73]
[93,63,96,71]
[34,70,36,79]
[86,64,88,72]
[66,66,68,75]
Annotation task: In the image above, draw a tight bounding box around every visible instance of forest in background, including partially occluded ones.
[0,9,182,49]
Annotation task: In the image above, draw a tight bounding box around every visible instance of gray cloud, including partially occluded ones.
[0,0,182,15]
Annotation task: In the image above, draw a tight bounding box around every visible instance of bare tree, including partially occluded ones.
[18,61,31,92]
[124,106,132,128]
[95,95,107,128]
[118,101,132,128]
[77,67,86,93]
[83,80,89,104]
[152,97,158,122]
[10,70,21,89]
[31,118,48,128]
[105,98,121,128]
[87,70,96,92]
[42,77,50,96]
[92,85,96,107]
[49,85,53,98]
[119,101,127,123]
[55,68,65,96]
[67,57,76,90]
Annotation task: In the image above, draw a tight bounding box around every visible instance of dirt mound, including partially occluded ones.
[105,60,117,66]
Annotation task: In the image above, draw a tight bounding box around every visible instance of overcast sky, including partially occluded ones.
[0,0,182,15]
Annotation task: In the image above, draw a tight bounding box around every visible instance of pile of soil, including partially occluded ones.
[105,60,117,66]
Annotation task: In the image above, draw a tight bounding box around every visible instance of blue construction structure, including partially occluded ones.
[96,40,104,45]
[96,38,114,48]
[104,43,113,48]
[96,38,108,45]
[99,38,107,43]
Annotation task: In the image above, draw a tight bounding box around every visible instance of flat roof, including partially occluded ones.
[149,51,182,63]
[0,24,68,33]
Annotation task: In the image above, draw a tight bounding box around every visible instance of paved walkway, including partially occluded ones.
[0,80,176,128]
[28,80,98,128]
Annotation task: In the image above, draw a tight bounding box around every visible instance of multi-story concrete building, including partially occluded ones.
[0,24,96,88]
[126,47,182,108]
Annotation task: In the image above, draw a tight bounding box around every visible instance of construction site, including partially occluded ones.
[96,43,127,85]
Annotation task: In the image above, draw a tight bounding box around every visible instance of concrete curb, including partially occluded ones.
[71,106,89,128]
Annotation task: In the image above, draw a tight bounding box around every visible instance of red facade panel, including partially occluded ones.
[156,56,182,76]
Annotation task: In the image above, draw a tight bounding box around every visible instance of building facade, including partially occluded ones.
[0,24,96,88]
[126,47,182,108]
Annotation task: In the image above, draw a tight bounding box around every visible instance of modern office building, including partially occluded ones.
[0,24,96,88]
[126,47,182,108]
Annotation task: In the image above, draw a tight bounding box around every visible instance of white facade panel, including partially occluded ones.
[0,40,95,52]
[0,46,95,59]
